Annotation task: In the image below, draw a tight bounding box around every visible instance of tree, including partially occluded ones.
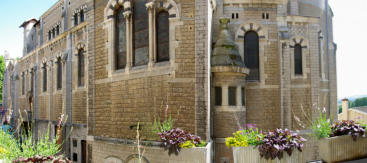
[349,97,367,108]
[0,55,4,103]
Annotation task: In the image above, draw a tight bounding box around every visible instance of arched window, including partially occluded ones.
[156,10,169,62]
[294,44,303,75]
[56,58,62,90]
[132,0,149,66]
[80,10,85,23]
[115,7,127,69]
[78,50,85,86]
[244,31,260,81]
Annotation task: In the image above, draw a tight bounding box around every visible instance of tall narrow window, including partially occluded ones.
[56,25,60,35]
[156,11,169,62]
[22,73,25,95]
[133,0,149,66]
[228,87,236,106]
[52,28,55,38]
[43,64,47,92]
[215,87,222,106]
[78,50,85,86]
[48,31,51,40]
[30,71,34,94]
[74,14,78,26]
[115,7,127,69]
[57,58,62,90]
[244,31,260,81]
[294,44,303,75]
[80,10,85,23]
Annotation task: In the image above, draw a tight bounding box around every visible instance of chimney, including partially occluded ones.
[341,98,349,120]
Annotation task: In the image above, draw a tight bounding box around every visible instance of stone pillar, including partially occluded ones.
[341,99,349,120]
[222,86,228,106]
[146,2,155,69]
[236,86,242,106]
[123,10,132,71]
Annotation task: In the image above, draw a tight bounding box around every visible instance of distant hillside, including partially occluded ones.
[338,95,367,105]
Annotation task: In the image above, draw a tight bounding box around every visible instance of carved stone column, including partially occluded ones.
[146,2,155,68]
[123,10,132,71]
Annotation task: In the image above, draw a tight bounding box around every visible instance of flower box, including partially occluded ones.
[233,147,305,163]
[319,135,367,163]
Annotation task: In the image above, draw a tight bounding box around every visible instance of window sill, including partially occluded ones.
[214,105,246,112]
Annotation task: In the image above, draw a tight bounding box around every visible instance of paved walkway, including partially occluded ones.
[343,158,367,163]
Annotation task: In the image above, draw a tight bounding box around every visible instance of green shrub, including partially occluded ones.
[311,113,332,139]
[152,114,173,134]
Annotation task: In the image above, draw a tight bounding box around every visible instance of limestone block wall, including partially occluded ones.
[89,0,207,141]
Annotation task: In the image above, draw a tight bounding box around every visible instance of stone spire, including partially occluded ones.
[211,18,246,68]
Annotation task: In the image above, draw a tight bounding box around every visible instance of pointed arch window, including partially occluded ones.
[132,0,149,66]
[244,31,260,81]
[115,7,127,69]
[294,44,303,75]
[156,10,169,62]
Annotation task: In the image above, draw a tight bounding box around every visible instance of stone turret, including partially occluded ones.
[211,18,249,163]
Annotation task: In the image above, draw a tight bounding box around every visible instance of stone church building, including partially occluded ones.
[2,0,336,162]
[210,0,337,162]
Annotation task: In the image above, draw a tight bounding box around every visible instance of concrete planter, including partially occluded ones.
[92,140,213,163]
[319,135,367,163]
[233,146,304,163]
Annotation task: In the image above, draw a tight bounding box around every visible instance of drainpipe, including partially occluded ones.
[325,0,332,118]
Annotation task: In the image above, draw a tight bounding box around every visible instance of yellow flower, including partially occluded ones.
[0,147,8,154]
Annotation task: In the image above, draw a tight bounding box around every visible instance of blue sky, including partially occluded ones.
[0,0,57,58]
[0,0,366,99]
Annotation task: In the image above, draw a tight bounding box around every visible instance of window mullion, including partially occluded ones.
[146,2,155,67]
[123,11,132,70]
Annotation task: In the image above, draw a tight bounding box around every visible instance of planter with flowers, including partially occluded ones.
[226,127,306,163]
[313,118,367,163]
[151,114,211,163]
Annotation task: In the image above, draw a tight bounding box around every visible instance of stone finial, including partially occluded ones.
[211,17,246,68]
[219,17,230,29]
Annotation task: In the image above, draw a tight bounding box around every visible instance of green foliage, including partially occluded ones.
[0,130,21,162]
[338,105,342,114]
[225,128,264,148]
[152,114,173,134]
[180,140,207,149]
[0,124,61,162]
[349,97,367,108]
[311,113,332,139]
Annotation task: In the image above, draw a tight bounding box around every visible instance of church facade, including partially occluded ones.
[211,0,337,162]
[2,0,336,162]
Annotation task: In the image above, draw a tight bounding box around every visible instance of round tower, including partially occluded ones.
[211,17,249,163]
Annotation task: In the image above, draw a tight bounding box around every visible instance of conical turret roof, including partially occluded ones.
[211,18,246,68]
